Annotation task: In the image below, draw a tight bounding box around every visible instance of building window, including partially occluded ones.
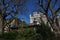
[34,18,36,20]
[33,21,37,25]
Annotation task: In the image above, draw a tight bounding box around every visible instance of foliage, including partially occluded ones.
[36,23,54,40]
[0,31,18,40]
[0,27,35,40]
[37,0,60,34]
[0,24,60,40]
[30,23,60,40]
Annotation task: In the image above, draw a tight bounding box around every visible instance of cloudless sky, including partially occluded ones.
[4,0,39,24]
[19,0,39,24]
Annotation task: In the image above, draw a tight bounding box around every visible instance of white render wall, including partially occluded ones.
[58,18,60,26]
[58,14,60,27]
[57,13,60,27]
[30,12,47,25]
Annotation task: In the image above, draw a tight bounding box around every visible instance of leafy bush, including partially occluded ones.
[0,28,35,40]
[31,23,60,40]
[0,24,60,40]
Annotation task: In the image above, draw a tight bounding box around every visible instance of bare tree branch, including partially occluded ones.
[54,7,60,15]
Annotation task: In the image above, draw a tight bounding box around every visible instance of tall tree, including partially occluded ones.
[37,0,60,36]
[0,0,27,33]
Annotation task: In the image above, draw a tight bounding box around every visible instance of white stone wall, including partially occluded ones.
[57,13,60,26]
[30,14,34,23]
[10,19,15,27]
[30,12,47,25]
[41,15,47,24]
[58,18,60,26]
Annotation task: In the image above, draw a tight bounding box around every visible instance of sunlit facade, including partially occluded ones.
[30,12,47,25]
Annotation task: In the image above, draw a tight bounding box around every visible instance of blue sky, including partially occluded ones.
[21,0,39,24]
[4,0,60,24]
[18,0,60,24]
[4,0,40,24]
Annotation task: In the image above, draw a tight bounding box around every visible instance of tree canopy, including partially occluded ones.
[36,0,60,36]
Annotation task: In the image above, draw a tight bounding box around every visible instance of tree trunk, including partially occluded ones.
[0,15,2,33]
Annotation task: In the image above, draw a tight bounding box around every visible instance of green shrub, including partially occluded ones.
[0,28,35,40]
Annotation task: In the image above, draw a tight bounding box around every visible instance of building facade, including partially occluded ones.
[30,12,47,25]
[57,13,60,26]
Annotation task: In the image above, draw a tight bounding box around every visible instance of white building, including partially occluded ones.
[57,13,60,26]
[30,12,47,25]
[29,12,54,32]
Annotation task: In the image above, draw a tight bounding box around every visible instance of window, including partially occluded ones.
[33,21,37,25]
[34,18,36,20]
